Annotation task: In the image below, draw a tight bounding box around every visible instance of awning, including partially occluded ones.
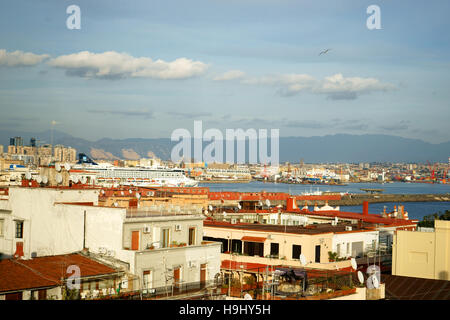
[241,236,266,243]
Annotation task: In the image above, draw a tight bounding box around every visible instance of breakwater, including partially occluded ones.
[328,193,450,206]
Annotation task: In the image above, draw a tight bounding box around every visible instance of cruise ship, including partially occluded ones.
[72,154,198,188]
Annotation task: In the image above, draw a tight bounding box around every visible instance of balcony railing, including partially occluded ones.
[90,280,218,300]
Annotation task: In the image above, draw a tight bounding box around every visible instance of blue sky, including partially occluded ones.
[0,0,449,143]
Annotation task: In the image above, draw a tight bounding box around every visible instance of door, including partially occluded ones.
[352,241,364,258]
[189,227,196,245]
[38,289,46,300]
[200,263,207,288]
[315,245,321,263]
[131,231,140,250]
[5,292,22,300]
[173,267,181,293]
[143,270,152,291]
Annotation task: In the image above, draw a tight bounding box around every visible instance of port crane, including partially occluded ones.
[426,160,438,182]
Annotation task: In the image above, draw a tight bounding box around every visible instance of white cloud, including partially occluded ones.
[48,51,208,80]
[0,49,49,67]
[213,70,245,81]
[241,72,395,99]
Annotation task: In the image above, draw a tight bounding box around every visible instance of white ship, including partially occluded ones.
[72,154,198,188]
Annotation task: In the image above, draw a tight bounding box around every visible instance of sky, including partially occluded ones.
[0,0,449,143]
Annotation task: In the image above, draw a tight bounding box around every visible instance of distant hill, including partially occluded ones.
[0,129,448,163]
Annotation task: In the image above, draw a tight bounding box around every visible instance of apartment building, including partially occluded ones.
[392,220,450,280]
[0,186,221,296]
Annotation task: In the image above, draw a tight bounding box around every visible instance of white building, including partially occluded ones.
[0,186,221,295]
[332,229,379,259]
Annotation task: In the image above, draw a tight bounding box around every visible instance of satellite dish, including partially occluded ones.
[223,211,227,217]
[237,203,242,210]
[25,172,31,180]
[73,176,79,183]
[55,163,61,172]
[299,254,307,266]
[101,189,105,195]
[258,200,263,206]
[64,163,71,171]
[136,193,141,199]
[265,199,271,207]
[208,205,213,211]
[350,258,357,270]
[244,293,253,300]
[36,175,42,184]
[113,202,119,207]
[56,173,63,184]
[42,176,48,184]
[357,271,364,284]
[367,274,380,289]
[121,191,125,196]
[129,189,133,194]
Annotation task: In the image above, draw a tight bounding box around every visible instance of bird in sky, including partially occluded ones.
[319,48,331,56]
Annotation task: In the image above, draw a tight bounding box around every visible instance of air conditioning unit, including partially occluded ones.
[345,226,352,231]
[143,226,151,233]
[175,224,182,231]
[231,218,237,224]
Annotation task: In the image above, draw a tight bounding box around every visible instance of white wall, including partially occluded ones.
[0,187,99,258]
[332,231,379,258]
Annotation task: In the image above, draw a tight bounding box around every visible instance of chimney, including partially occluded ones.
[14,242,24,258]
[363,201,369,216]
[286,197,297,211]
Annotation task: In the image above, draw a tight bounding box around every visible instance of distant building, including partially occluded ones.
[9,137,23,147]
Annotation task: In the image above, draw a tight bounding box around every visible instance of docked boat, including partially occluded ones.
[72,154,198,188]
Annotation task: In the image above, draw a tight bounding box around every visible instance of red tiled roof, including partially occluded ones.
[0,253,119,293]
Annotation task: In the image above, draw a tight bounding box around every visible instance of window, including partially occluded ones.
[15,221,24,239]
[315,245,321,263]
[0,219,4,236]
[270,243,279,258]
[292,245,302,259]
[162,228,170,248]
[188,227,196,246]
[143,270,152,289]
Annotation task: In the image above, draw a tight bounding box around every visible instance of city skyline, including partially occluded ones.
[1,0,450,144]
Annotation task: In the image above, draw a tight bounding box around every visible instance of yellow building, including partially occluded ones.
[392,220,450,280]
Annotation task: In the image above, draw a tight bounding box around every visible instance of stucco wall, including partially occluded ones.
[134,242,221,288]
[392,221,450,280]
[204,226,333,264]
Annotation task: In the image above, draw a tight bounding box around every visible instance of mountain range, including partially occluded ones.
[1,129,449,163]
